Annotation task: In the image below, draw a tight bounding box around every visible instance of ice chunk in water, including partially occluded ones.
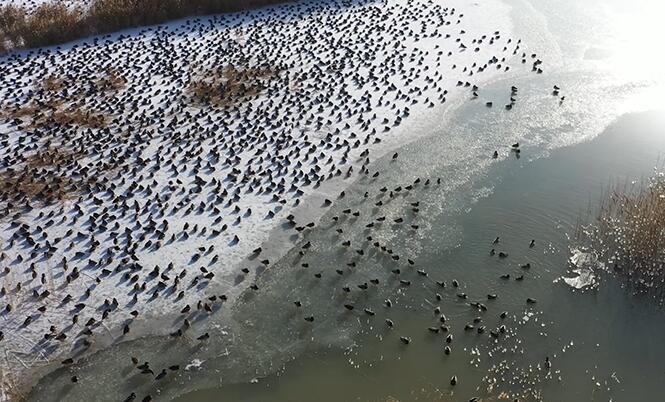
[558,248,601,290]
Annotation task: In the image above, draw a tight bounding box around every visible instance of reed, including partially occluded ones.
[0,0,286,54]
[576,172,665,299]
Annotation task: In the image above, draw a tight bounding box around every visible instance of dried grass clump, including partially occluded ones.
[576,172,665,296]
[187,65,281,107]
[4,105,38,119]
[42,75,66,92]
[26,146,82,168]
[95,68,127,92]
[0,147,84,209]
[3,73,108,128]
[52,108,107,128]
[3,104,108,129]
[0,171,75,203]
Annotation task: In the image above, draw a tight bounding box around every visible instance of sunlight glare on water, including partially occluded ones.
[607,0,665,80]
[604,0,665,110]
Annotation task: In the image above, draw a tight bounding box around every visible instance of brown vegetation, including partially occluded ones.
[0,147,84,209]
[575,172,665,297]
[20,2,85,48]
[52,108,107,128]
[95,68,127,92]
[90,0,187,32]
[5,104,38,119]
[0,4,26,50]
[187,65,281,107]
[2,102,107,129]
[0,0,286,54]
[42,75,66,92]
[2,71,116,129]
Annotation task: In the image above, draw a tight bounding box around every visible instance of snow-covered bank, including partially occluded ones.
[0,0,541,399]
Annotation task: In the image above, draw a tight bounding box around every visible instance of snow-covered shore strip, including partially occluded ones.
[0,0,536,399]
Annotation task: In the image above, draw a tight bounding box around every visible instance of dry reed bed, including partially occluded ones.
[575,172,665,298]
[0,0,285,53]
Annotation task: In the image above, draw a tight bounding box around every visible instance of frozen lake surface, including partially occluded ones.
[0,0,540,398]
